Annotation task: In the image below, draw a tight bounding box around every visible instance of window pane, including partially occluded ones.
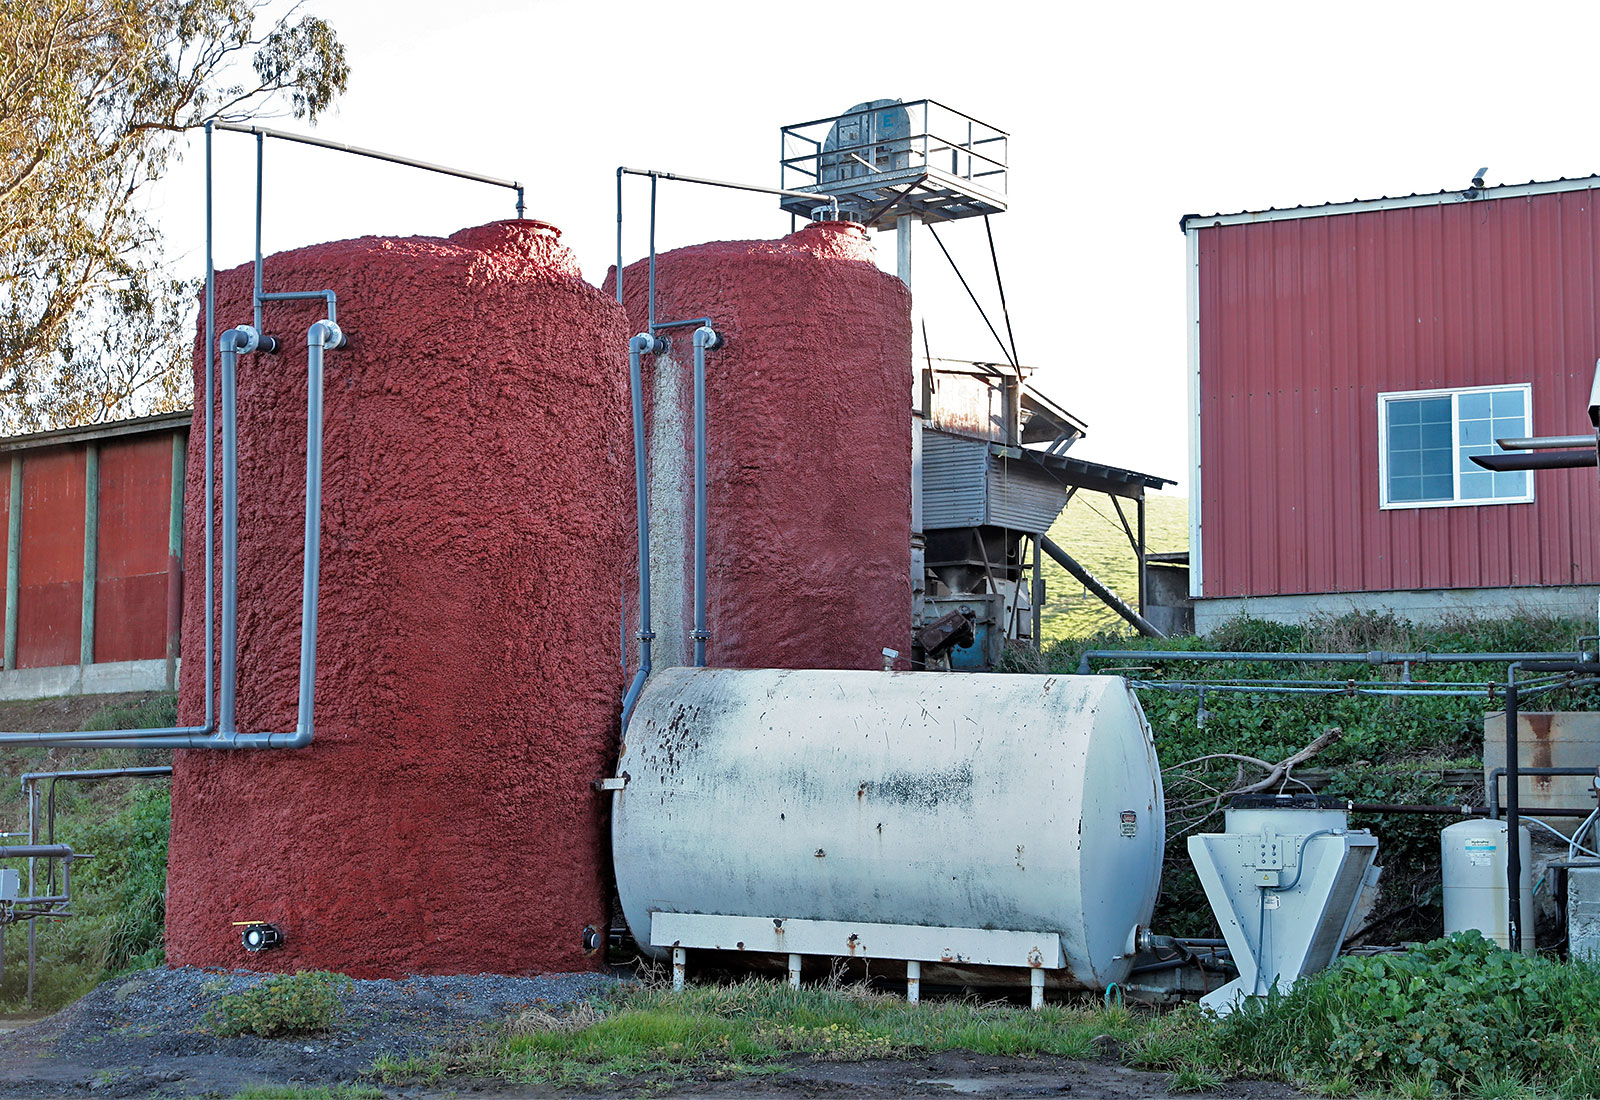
[1492,389,1525,417]
[1388,399,1422,426]
[1389,475,1425,502]
[1421,473,1454,500]
[1392,450,1422,477]
[1459,445,1491,472]
[1493,416,1525,442]
[1459,391,1493,419]
[1460,419,1492,445]
[1493,470,1529,498]
[1459,470,1493,500]
[1419,421,1452,449]
[1419,447,1452,475]
[1391,424,1420,451]
[1418,397,1452,424]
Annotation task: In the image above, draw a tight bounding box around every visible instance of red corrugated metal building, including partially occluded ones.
[1184,176,1600,630]
[0,412,188,696]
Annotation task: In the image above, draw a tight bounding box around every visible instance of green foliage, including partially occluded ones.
[1042,608,1593,940]
[0,0,349,430]
[0,693,176,1011]
[1194,933,1600,1095]
[205,971,353,1038]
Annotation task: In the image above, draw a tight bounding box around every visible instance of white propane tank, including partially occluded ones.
[611,667,1165,990]
[1441,819,1533,954]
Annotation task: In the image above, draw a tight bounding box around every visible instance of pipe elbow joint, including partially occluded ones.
[630,332,664,356]
[693,326,723,351]
[308,320,346,350]
[221,326,259,354]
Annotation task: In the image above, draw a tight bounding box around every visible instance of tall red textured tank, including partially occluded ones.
[606,221,912,670]
[167,221,631,977]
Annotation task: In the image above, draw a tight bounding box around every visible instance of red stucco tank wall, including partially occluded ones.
[606,222,912,670]
[167,221,630,977]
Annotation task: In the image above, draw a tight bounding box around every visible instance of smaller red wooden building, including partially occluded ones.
[0,411,188,697]
[1184,176,1600,630]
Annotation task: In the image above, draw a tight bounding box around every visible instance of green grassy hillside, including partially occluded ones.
[1037,490,1187,644]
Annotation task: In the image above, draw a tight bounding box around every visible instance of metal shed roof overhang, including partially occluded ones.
[0,409,191,455]
[1179,174,1600,232]
[1013,446,1174,501]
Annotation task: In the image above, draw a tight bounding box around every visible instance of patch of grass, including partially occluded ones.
[205,971,353,1038]
[1171,1062,1224,1093]
[230,1087,384,1100]
[1039,491,1186,645]
[374,981,1158,1090]
[79,694,178,732]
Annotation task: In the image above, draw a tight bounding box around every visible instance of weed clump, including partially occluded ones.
[1201,932,1600,1096]
[204,970,352,1037]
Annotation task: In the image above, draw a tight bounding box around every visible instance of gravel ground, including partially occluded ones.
[0,965,620,1098]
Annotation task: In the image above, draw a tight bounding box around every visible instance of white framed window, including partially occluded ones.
[1378,383,1534,509]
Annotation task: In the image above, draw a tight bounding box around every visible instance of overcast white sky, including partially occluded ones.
[152,0,1600,493]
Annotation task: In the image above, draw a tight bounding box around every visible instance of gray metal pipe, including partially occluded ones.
[204,121,216,730]
[0,318,338,751]
[214,122,524,217]
[20,767,171,791]
[1078,648,1590,675]
[0,845,75,860]
[690,326,721,668]
[621,332,662,728]
[1039,537,1164,638]
[228,319,339,749]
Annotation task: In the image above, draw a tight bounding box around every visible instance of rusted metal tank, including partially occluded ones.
[611,667,1164,990]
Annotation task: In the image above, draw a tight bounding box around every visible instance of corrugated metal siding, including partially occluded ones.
[95,436,172,662]
[17,447,85,667]
[1197,187,1600,598]
[922,431,988,528]
[986,456,1070,533]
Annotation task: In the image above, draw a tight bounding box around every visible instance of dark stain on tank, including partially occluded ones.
[1527,713,1554,787]
[874,761,974,809]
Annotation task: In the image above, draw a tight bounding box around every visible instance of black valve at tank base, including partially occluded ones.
[582,925,604,954]
[240,922,283,952]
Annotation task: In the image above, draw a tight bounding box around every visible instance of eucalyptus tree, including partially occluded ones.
[0,0,348,431]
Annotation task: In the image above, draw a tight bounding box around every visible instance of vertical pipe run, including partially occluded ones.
[1029,967,1045,1010]
[647,175,658,333]
[787,953,802,989]
[615,168,625,307]
[672,947,686,992]
[166,431,185,691]
[5,455,19,671]
[1505,675,1522,952]
[80,443,98,667]
[905,959,921,1004]
[620,334,659,727]
[690,326,721,667]
[219,330,243,736]
[253,132,264,335]
[204,123,216,729]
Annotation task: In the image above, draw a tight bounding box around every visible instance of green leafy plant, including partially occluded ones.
[205,971,353,1038]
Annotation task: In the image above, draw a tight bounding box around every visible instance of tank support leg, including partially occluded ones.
[788,954,802,989]
[1029,967,1045,1010]
[905,960,920,1004]
[672,947,686,992]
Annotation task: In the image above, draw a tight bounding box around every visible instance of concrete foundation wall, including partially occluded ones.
[1194,585,1600,634]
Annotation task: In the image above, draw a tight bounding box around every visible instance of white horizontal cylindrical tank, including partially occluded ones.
[1441,819,1533,954]
[612,667,1165,989]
